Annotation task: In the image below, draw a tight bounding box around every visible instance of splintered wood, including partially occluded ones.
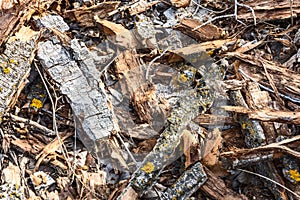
[222,106,300,125]
[237,0,300,21]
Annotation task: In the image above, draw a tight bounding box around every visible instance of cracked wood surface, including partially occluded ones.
[37,36,128,170]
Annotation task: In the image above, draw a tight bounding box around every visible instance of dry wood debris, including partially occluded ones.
[0,0,300,199]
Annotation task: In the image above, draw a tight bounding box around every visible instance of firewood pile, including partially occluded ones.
[0,0,300,199]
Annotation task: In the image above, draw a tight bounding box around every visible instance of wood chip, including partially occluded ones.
[175,18,223,42]
[170,0,190,7]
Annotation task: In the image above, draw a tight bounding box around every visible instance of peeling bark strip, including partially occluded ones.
[0,26,37,121]
[37,37,127,170]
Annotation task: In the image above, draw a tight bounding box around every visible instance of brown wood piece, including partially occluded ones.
[201,166,248,200]
[222,106,300,125]
[175,18,223,42]
[238,0,300,21]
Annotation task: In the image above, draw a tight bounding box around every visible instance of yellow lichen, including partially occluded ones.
[30,98,43,109]
[141,162,155,173]
[179,74,188,83]
[289,170,300,182]
[3,67,10,74]
[242,123,247,129]
[207,50,214,56]
[9,59,17,64]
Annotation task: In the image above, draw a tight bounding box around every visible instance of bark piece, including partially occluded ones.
[175,18,223,42]
[0,26,37,121]
[119,61,225,198]
[63,2,120,27]
[162,162,207,200]
[169,38,238,63]
[30,171,55,191]
[37,37,128,172]
[238,0,300,21]
[229,52,300,103]
[170,0,190,8]
[201,167,248,200]
[0,0,58,46]
[0,162,24,199]
[128,0,159,15]
[229,89,288,199]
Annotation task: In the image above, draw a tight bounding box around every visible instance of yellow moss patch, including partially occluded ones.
[141,162,155,173]
[289,170,300,182]
[30,98,43,109]
[3,67,10,74]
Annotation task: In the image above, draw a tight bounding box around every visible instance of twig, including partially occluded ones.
[116,132,138,165]
[193,0,256,31]
[6,114,55,136]
[145,48,169,81]
[221,134,300,158]
[221,106,300,125]
[193,14,237,31]
[259,58,284,105]
[290,0,294,25]
[191,0,232,15]
[34,63,72,170]
[99,55,117,78]
[237,168,300,199]
[235,0,257,25]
